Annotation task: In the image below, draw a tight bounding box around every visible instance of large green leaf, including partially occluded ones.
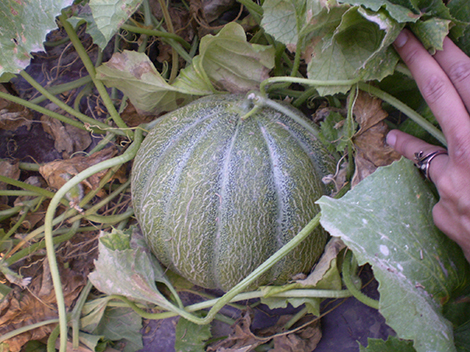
[95,50,212,113]
[89,0,143,49]
[317,158,470,352]
[187,22,276,93]
[0,0,73,75]
[88,229,177,312]
[261,0,341,51]
[306,6,402,95]
[339,0,420,22]
[359,336,416,352]
[174,318,212,352]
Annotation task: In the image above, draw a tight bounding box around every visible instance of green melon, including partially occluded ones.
[131,94,335,291]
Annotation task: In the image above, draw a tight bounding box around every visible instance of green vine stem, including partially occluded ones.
[20,71,110,134]
[109,284,352,321]
[345,86,358,179]
[58,13,132,138]
[0,89,108,135]
[260,76,361,96]
[0,318,60,344]
[44,129,143,352]
[1,206,30,243]
[156,0,179,83]
[3,164,128,263]
[0,175,67,204]
[5,226,97,266]
[71,280,93,349]
[342,250,379,310]
[29,75,92,105]
[120,24,191,50]
[235,0,262,23]
[357,82,447,146]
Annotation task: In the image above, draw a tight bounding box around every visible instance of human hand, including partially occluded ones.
[386,29,470,262]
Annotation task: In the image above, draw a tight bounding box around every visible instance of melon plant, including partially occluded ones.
[131,93,336,291]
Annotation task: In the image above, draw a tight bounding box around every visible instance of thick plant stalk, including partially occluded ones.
[342,250,379,309]
[260,76,361,96]
[44,129,143,352]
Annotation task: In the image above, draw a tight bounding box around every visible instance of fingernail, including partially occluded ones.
[394,31,408,48]
[386,131,397,148]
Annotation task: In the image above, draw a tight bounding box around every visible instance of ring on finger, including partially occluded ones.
[414,150,448,182]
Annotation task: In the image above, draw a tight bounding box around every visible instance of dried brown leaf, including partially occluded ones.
[258,314,322,352]
[353,90,388,133]
[0,86,34,131]
[39,146,118,192]
[0,260,86,352]
[40,106,92,158]
[208,308,322,352]
[352,91,401,186]
[120,101,156,127]
[207,309,268,352]
[0,159,20,205]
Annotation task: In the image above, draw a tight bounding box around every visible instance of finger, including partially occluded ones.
[394,30,470,153]
[386,129,448,184]
[434,37,470,111]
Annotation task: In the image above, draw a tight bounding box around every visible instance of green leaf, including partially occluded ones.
[447,0,470,56]
[260,293,321,316]
[339,0,420,22]
[454,321,470,352]
[191,22,276,93]
[317,158,470,352]
[409,17,451,52]
[261,0,342,50]
[359,336,416,352]
[81,296,113,333]
[68,5,108,49]
[96,50,210,114]
[89,0,143,49]
[319,110,350,154]
[78,332,103,352]
[174,318,212,352]
[88,229,176,311]
[93,306,143,352]
[306,7,402,95]
[260,0,304,48]
[0,0,74,75]
[100,228,131,251]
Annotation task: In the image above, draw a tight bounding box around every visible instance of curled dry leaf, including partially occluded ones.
[12,176,48,230]
[0,260,85,352]
[0,86,34,131]
[207,307,322,352]
[0,159,20,205]
[120,100,156,127]
[40,104,92,158]
[352,91,401,186]
[296,237,345,289]
[207,308,268,352]
[39,146,118,194]
[264,315,322,352]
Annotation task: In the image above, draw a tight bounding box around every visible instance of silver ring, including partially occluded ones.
[414,150,448,181]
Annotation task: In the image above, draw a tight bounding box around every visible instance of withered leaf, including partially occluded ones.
[207,308,268,352]
[39,146,118,192]
[0,159,20,205]
[258,315,322,352]
[0,86,33,131]
[352,91,401,186]
[0,261,85,352]
[40,106,92,158]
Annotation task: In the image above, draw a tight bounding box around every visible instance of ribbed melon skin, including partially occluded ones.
[131,94,335,291]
